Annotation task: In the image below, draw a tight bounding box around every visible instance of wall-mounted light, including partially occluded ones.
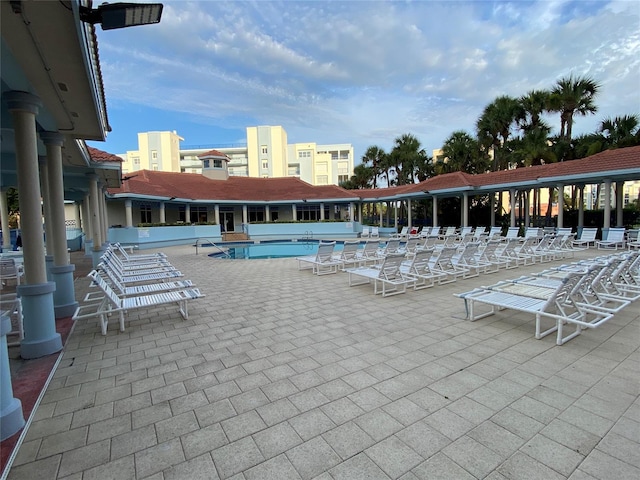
[79,2,163,30]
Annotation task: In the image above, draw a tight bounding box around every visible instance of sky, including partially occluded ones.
[88,0,640,162]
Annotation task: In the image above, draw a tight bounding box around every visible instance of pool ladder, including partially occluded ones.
[195,238,231,258]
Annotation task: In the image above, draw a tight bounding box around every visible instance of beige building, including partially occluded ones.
[120,130,183,174]
[118,126,354,187]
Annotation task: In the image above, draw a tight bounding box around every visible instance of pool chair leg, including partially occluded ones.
[535,314,559,340]
[179,300,189,320]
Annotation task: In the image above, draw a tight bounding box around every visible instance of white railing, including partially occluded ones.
[195,238,231,257]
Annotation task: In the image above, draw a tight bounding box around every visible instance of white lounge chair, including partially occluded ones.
[296,241,342,275]
[455,270,613,345]
[98,259,185,285]
[505,227,520,240]
[74,270,203,335]
[596,228,626,250]
[331,241,363,270]
[572,227,597,249]
[399,248,447,289]
[361,226,370,238]
[346,253,415,297]
[391,226,409,239]
[0,258,23,287]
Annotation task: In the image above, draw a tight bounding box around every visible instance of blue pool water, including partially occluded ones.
[207,240,349,259]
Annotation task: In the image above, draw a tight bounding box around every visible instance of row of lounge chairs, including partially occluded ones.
[296,234,583,297]
[73,243,203,335]
[456,251,639,345]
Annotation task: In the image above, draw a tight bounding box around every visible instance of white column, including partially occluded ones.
[41,131,78,318]
[490,192,496,226]
[524,190,530,227]
[38,156,54,256]
[320,203,325,221]
[616,181,624,227]
[509,189,516,227]
[99,185,108,245]
[603,180,611,229]
[357,203,362,223]
[74,202,81,230]
[185,204,191,223]
[557,184,564,228]
[0,189,12,251]
[578,186,585,231]
[292,204,297,220]
[125,199,133,227]
[348,202,354,221]
[6,91,61,358]
[214,204,220,225]
[40,133,68,263]
[432,197,438,226]
[159,201,166,224]
[242,205,248,224]
[407,199,412,229]
[265,205,270,222]
[88,175,103,265]
[462,193,469,227]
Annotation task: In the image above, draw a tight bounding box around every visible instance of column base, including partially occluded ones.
[0,397,25,441]
[91,247,105,268]
[45,254,54,281]
[17,282,62,359]
[84,239,93,257]
[50,264,79,318]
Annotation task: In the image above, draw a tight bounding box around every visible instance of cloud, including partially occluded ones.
[96,0,640,160]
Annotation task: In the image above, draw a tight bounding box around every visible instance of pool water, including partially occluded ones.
[208,241,348,259]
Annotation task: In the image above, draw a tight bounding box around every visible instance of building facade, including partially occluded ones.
[118,126,355,186]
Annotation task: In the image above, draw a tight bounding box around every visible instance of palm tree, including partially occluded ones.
[477,95,523,171]
[599,114,640,148]
[550,74,600,142]
[389,133,424,185]
[340,164,373,190]
[519,89,551,132]
[360,146,386,189]
[441,131,486,174]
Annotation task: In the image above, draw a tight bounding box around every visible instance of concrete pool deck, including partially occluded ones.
[4,244,639,479]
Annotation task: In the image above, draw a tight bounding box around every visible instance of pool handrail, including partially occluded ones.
[195,238,231,257]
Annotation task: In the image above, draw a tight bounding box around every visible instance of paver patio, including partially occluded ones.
[4,244,639,479]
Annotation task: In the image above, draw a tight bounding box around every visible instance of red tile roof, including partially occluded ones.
[110,170,360,202]
[104,145,640,202]
[87,146,122,163]
[198,150,230,160]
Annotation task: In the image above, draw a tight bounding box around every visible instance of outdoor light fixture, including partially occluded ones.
[80,2,163,30]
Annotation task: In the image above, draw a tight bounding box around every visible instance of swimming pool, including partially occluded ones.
[207,240,350,259]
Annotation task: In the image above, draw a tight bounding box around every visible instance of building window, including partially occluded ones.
[178,206,186,223]
[132,156,140,166]
[316,175,329,185]
[262,160,269,170]
[140,204,152,224]
[340,151,350,159]
[152,150,158,160]
[338,161,349,174]
[248,206,265,223]
[338,174,349,184]
[203,159,210,168]
[213,159,223,168]
[330,151,338,160]
[152,164,158,171]
[288,164,300,176]
[298,150,311,158]
[261,145,268,154]
[316,162,328,173]
[190,206,207,223]
[296,204,320,221]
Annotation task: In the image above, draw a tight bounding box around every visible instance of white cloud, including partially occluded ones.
[96,0,640,161]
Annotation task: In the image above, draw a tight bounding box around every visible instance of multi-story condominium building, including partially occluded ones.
[118,126,354,186]
[120,130,183,174]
